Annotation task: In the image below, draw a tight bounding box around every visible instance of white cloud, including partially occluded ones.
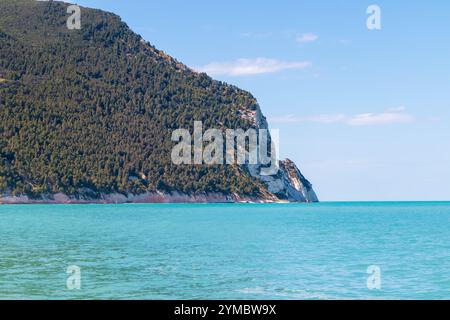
[347,111,414,126]
[387,106,407,112]
[338,39,351,45]
[303,114,348,124]
[428,116,441,123]
[347,112,414,126]
[240,32,274,39]
[296,33,319,44]
[269,107,415,126]
[195,58,311,77]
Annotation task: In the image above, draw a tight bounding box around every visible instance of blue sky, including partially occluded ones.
[73,0,450,201]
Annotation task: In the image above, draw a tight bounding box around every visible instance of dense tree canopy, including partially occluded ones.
[0,0,266,198]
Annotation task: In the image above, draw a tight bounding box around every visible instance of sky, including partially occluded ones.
[72,0,450,201]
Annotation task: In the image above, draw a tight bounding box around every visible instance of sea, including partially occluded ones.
[1,202,449,300]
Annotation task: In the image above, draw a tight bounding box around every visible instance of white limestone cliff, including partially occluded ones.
[242,103,319,203]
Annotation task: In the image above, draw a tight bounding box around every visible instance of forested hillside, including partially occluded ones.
[0,0,318,203]
[0,0,268,198]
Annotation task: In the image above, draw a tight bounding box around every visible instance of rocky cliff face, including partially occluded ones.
[247,158,318,203]
[242,103,319,203]
[278,159,319,202]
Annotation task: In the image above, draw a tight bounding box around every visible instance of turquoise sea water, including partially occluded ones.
[1,202,450,300]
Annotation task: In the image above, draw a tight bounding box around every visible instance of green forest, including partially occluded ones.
[0,0,268,198]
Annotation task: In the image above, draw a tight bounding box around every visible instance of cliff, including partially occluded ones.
[0,0,318,203]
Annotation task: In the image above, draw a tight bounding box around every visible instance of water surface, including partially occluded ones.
[1,202,450,299]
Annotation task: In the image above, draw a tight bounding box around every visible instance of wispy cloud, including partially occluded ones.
[269,107,415,126]
[195,58,311,77]
[337,39,351,45]
[239,30,320,45]
[347,111,414,126]
[387,106,406,112]
[428,116,441,123]
[240,32,274,39]
[296,33,319,44]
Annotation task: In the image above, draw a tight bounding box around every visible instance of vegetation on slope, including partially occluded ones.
[0,0,266,198]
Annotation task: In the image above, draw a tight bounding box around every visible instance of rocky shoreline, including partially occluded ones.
[0,159,319,205]
[0,191,285,205]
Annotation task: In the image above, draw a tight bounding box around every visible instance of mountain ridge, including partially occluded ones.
[0,0,318,203]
